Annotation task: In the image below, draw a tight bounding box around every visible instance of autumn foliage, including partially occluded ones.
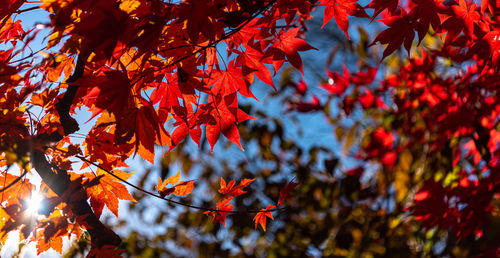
[1,0,500,256]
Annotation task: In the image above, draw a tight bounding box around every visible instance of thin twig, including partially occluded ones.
[14,6,41,14]
[0,171,28,193]
[76,155,287,214]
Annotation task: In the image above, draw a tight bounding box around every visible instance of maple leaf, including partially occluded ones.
[278,180,299,206]
[218,177,255,199]
[156,170,195,197]
[289,95,324,113]
[253,204,276,231]
[411,180,447,229]
[473,30,500,69]
[134,105,173,163]
[369,9,416,60]
[0,202,36,242]
[87,244,125,258]
[41,53,75,82]
[204,198,233,226]
[100,103,171,164]
[319,0,369,39]
[0,0,24,20]
[76,70,132,120]
[440,0,480,44]
[205,109,244,151]
[226,18,267,48]
[179,0,223,43]
[235,44,275,89]
[322,66,350,96]
[409,0,443,43]
[210,61,257,100]
[264,27,317,75]
[368,0,400,18]
[84,169,136,218]
[205,93,256,152]
[36,236,63,255]
[0,173,33,206]
[34,210,70,255]
[70,6,130,60]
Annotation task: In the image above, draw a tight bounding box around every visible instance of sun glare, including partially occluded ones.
[26,191,44,215]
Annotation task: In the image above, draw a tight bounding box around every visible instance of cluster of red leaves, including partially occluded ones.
[204,178,298,231]
[324,6,500,248]
[205,178,255,227]
[282,0,500,248]
[411,172,499,240]
[304,48,500,244]
[385,49,500,241]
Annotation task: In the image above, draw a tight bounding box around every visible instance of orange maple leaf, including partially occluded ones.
[84,169,136,218]
[156,170,195,197]
[253,204,276,231]
[36,235,63,255]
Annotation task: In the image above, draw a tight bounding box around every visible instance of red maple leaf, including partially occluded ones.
[210,60,256,100]
[409,0,443,43]
[264,27,317,75]
[204,198,233,226]
[368,0,400,18]
[218,177,255,199]
[205,93,256,152]
[253,204,276,231]
[86,244,125,258]
[440,0,481,44]
[319,0,369,39]
[369,9,415,60]
[277,180,299,206]
[235,44,275,89]
[77,70,131,120]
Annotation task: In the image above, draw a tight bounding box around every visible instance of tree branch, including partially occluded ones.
[30,52,122,248]
[55,52,89,136]
[31,150,121,247]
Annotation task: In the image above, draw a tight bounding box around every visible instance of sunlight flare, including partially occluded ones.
[25,191,43,215]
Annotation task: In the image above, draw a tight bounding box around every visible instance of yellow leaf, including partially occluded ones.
[157,177,165,191]
[399,150,412,171]
[120,48,144,71]
[119,0,141,14]
[335,126,345,140]
[137,138,155,164]
[394,152,412,202]
[47,31,62,49]
[109,169,135,181]
[0,207,9,244]
[172,181,195,196]
[343,123,357,155]
[96,110,116,128]
[164,169,181,185]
